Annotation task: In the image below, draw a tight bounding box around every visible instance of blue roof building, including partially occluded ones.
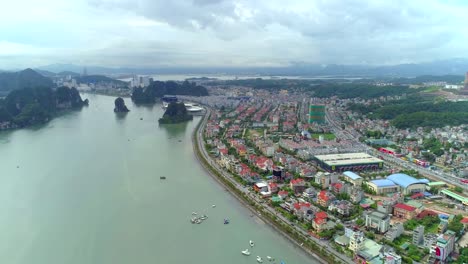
[343,171,361,180]
[343,171,363,186]
[386,173,429,195]
[368,179,400,195]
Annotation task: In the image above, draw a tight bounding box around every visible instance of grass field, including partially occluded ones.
[311,133,336,140]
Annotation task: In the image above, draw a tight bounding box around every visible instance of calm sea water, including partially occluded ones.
[0,94,318,264]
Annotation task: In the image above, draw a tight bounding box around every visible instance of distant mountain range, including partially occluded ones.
[0,69,54,94]
[33,58,468,77]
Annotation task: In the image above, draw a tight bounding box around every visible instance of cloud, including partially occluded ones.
[0,0,468,68]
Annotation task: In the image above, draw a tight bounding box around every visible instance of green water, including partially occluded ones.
[0,94,317,264]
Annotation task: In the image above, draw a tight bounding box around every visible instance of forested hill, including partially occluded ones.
[348,97,468,129]
[0,68,54,93]
[131,80,208,104]
[0,86,88,129]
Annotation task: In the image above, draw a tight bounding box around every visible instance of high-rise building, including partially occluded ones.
[309,103,326,124]
[461,72,468,94]
[413,225,424,246]
[465,72,468,87]
[431,230,455,263]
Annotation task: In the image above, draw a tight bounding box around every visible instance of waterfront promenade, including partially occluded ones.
[193,107,353,264]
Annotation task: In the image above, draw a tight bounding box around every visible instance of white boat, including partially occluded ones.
[192,212,197,215]
[212,204,216,208]
[267,256,274,261]
[256,256,263,263]
[241,249,251,256]
[250,240,254,247]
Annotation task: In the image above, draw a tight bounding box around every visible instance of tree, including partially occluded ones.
[356,218,364,226]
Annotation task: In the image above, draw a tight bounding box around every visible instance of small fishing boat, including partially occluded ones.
[212,204,216,208]
[256,256,263,263]
[224,219,230,224]
[249,240,254,247]
[160,176,166,180]
[200,215,208,220]
[267,256,274,261]
[192,212,197,215]
[241,249,251,256]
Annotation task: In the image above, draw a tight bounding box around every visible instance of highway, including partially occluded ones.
[194,107,353,264]
[325,107,468,190]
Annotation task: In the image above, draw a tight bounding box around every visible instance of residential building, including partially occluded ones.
[431,230,456,263]
[424,233,439,249]
[302,188,317,201]
[349,187,364,203]
[365,211,390,234]
[385,223,404,242]
[313,211,328,232]
[383,251,402,264]
[290,178,307,194]
[328,200,352,216]
[393,203,417,220]
[317,190,335,207]
[349,231,365,252]
[413,225,425,246]
[330,182,346,193]
[314,172,338,189]
[268,182,279,193]
[438,221,448,233]
[253,182,268,192]
[278,190,289,200]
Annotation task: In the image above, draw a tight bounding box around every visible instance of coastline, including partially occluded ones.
[191,108,350,264]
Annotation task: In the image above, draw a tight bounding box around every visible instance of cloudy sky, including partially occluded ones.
[1,0,468,69]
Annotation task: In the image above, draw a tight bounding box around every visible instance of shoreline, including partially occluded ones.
[191,108,348,264]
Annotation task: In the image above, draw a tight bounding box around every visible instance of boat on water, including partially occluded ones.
[160,176,166,180]
[256,256,263,263]
[267,256,274,261]
[199,215,208,220]
[162,101,204,113]
[241,249,251,256]
[224,219,230,224]
[212,204,216,208]
[192,212,197,215]
[249,240,254,247]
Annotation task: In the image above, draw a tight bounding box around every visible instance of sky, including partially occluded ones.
[1,0,468,69]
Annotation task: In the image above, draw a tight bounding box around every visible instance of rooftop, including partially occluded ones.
[394,203,416,212]
[357,239,382,261]
[386,173,429,188]
[440,189,468,203]
[368,211,388,220]
[343,171,362,180]
[370,179,399,188]
[314,153,383,166]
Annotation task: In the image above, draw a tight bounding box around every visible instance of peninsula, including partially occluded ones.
[158,102,193,124]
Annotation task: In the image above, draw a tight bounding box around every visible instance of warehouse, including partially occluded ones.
[343,171,363,186]
[368,179,400,195]
[386,173,429,195]
[314,153,384,172]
